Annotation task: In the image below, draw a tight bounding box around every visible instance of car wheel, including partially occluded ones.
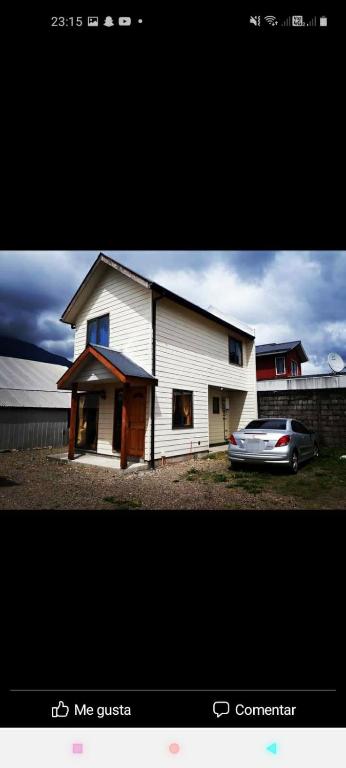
[313,442,319,458]
[290,450,299,474]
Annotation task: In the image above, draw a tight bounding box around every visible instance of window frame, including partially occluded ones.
[228,336,243,367]
[212,396,220,414]
[291,359,299,376]
[86,313,110,347]
[275,355,286,375]
[172,389,194,430]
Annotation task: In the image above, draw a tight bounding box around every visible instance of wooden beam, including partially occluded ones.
[88,346,126,383]
[127,375,158,386]
[68,384,78,460]
[57,344,127,390]
[120,384,129,469]
[57,347,91,389]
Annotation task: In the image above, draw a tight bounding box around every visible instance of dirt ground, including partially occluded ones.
[0,446,345,510]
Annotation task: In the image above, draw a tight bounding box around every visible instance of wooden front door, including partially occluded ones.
[127,387,147,458]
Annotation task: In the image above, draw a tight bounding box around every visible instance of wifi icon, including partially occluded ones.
[264,15,278,25]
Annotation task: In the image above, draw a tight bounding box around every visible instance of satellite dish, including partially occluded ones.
[328,352,345,373]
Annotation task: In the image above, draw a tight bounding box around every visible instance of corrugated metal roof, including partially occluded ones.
[0,389,71,408]
[0,357,70,408]
[91,345,157,380]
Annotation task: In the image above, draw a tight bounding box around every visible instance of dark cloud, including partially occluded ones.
[109,251,276,280]
[0,251,345,370]
[0,251,95,359]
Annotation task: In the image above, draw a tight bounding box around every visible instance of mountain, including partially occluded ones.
[0,336,72,367]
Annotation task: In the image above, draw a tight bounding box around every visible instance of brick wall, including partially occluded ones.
[258,389,346,447]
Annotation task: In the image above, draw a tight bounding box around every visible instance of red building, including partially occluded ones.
[256,341,308,381]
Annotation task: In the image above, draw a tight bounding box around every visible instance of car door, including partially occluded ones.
[294,421,312,459]
[291,420,305,459]
[297,421,314,458]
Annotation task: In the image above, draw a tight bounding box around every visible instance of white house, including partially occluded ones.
[57,253,258,469]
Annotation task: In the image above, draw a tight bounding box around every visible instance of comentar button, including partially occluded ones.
[235,704,296,716]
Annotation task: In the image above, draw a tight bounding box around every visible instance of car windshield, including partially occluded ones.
[245,419,287,430]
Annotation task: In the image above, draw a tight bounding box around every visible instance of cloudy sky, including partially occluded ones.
[0,251,345,373]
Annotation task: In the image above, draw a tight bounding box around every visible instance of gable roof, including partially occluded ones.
[57,344,158,390]
[256,340,308,363]
[60,253,255,340]
[91,345,157,381]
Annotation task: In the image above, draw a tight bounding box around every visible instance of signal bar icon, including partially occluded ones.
[306,16,317,26]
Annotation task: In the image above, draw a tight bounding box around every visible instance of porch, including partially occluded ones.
[208,385,248,447]
[56,344,158,469]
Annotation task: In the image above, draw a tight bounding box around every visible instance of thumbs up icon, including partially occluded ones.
[51,701,69,718]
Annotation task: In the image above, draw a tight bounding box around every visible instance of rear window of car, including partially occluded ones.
[245,419,288,430]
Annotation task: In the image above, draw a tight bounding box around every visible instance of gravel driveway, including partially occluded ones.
[0,447,300,510]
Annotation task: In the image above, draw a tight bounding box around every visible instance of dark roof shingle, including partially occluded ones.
[256,340,308,362]
[91,345,157,380]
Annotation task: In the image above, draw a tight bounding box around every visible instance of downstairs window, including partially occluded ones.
[172,390,193,429]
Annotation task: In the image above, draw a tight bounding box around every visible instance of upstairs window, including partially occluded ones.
[291,360,299,376]
[229,337,243,366]
[275,356,286,375]
[172,390,193,429]
[87,314,109,347]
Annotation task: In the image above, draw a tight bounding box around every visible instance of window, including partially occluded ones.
[87,314,109,346]
[229,337,243,366]
[275,356,286,375]
[212,397,220,414]
[172,390,193,429]
[292,420,309,434]
[246,419,288,430]
[291,360,299,376]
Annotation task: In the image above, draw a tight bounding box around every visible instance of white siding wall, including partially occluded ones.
[154,299,257,459]
[96,384,116,455]
[72,265,152,459]
[144,384,152,462]
[73,267,152,372]
[76,359,115,383]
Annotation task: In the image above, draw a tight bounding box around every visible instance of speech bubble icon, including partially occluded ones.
[213,701,230,718]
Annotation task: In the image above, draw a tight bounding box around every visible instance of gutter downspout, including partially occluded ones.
[150,294,163,469]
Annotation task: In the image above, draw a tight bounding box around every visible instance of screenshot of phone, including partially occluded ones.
[0,689,343,764]
[0,5,343,767]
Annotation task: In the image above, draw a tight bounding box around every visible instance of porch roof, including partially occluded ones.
[56,344,158,390]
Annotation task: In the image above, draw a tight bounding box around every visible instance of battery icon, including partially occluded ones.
[320,16,327,26]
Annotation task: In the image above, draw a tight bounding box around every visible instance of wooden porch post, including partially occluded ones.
[120,383,129,469]
[68,383,78,460]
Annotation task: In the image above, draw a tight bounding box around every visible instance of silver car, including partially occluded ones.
[228,418,319,474]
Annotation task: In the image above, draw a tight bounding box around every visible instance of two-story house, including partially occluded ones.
[57,254,258,469]
[256,341,308,381]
